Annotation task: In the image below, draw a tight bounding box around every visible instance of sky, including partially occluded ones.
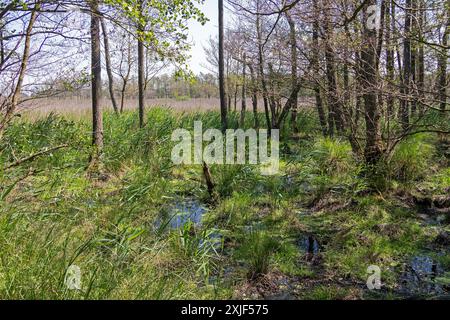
[187,0,219,74]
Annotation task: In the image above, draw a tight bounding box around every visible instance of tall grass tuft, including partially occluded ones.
[236,230,279,280]
[388,134,435,183]
[311,138,355,176]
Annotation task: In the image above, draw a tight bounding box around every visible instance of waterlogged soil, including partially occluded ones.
[155,192,449,300]
[155,199,224,252]
[399,255,447,298]
[299,235,320,256]
[156,199,207,231]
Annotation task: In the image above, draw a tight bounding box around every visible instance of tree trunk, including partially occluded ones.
[240,54,247,127]
[286,12,299,134]
[410,0,418,116]
[100,18,119,115]
[0,19,4,68]
[138,41,145,127]
[256,10,272,132]
[362,0,383,164]
[386,0,395,117]
[248,64,259,129]
[120,35,132,113]
[137,0,145,128]
[267,62,278,128]
[219,0,228,132]
[377,0,386,112]
[90,0,103,153]
[323,9,343,135]
[0,2,39,137]
[275,83,302,129]
[120,81,127,113]
[438,1,449,112]
[312,2,327,136]
[401,0,412,132]
[234,83,238,112]
[417,0,425,115]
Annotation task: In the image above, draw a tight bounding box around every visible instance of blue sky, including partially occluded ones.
[187,0,219,74]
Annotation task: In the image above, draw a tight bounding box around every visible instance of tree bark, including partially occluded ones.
[234,83,238,112]
[248,64,259,129]
[256,10,272,132]
[219,0,228,132]
[401,0,412,132]
[137,0,145,128]
[275,83,302,129]
[377,0,386,112]
[417,0,425,114]
[90,0,103,154]
[362,0,383,164]
[100,18,119,115]
[0,2,39,137]
[312,2,327,136]
[0,19,4,68]
[138,40,145,127]
[410,0,418,116]
[240,53,247,127]
[267,62,278,127]
[323,8,344,135]
[286,12,299,134]
[386,0,395,117]
[438,1,449,112]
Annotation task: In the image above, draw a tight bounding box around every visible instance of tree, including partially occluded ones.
[101,17,119,115]
[286,11,298,133]
[106,0,207,125]
[240,53,247,126]
[0,0,40,138]
[312,0,327,136]
[438,0,449,112]
[90,0,103,156]
[323,3,344,136]
[361,0,383,165]
[137,0,145,128]
[401,0,413,132]
[219,0,228,132]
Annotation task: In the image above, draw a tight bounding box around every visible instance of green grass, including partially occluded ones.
[0,108,448,299]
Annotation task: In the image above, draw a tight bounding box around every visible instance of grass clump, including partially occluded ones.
[236,230,280,280]
[311,138,355,176]
[388,134,435,183]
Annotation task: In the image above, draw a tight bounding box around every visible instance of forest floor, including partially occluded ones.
[0,108,449,299]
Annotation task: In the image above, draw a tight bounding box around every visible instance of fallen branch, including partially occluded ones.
[4,144,68,170]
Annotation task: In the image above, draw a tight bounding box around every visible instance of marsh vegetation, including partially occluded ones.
[0,0,449,300]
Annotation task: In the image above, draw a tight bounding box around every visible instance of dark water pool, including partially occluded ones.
[299,235,320,255]
[156,200,207,231]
